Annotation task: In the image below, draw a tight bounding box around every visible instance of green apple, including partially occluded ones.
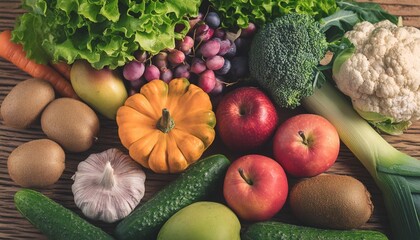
[70,60,128,120]
[157,201,241,240]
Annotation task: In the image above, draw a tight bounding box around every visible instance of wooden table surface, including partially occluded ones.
[0,1,419,239]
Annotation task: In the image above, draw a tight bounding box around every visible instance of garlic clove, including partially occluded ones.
[72,148,146,223]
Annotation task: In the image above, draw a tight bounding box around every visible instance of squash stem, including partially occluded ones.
[157,108,175,133]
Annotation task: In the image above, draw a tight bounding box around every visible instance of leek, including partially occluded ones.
[302,81,420,240]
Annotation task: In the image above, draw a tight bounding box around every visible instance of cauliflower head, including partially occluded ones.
[333,20,420,135]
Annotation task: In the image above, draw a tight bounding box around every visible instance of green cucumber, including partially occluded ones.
[14,189,113,240]
[115,154,230,240]
[242,221,389,240]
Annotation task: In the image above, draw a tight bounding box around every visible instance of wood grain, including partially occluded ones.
[0,1,419,239]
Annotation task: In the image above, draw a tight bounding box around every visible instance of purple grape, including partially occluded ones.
[210,78,224,95]
[128,78,146,94]
[240,22,257,38]
[154,51,168,61]
[134,50,148,63]
[224,41,237,58]
[174,63,191,78]
[229,56,249,79]
[217,39,231,56]
[183,48,192,56]
[123,61,145,81]
[190,58,207,74]
[188,12,204,32]
[206,55,225,71]
[160,68,173,83]
[195,23,210,36]
[177,35,194,53]
[129,78,145,90]
[190,57,207,74]
[195,24,214,42]
[213,28,226,39]
[205,12,221,28]
[215,58,231,75]
[198,70,216,93]
[168,49,185,65]
[199,39,220,58]
[234,37,252,53]
[153,52,168,70]
[211,37,222,44]
[144,64,160,82]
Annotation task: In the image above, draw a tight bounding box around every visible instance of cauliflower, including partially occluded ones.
[332,20,420,135]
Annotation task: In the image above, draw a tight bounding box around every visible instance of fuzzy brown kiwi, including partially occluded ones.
[289,174,374,230]
[41,98,100,153]
[1,78,55,129]
[8,139,65,188]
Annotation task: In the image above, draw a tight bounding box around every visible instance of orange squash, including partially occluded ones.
[116,78,216,173]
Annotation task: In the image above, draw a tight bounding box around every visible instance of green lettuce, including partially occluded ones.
[208,0,338,29]
[12,0,202,69]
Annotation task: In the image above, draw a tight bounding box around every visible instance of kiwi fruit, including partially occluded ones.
[8,139,65,188]
[41,98,100,152]
[289,174,374,230]
[1,78,55,129]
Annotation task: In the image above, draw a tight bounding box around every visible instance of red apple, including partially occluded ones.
[223,154,288,221]
[273,114,340,177]
[216,87,279,152]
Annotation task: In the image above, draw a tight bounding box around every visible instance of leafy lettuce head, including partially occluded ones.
[208,0,337,29]
[12,0,201,69]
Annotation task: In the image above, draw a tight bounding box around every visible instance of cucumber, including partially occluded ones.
[115,154,230,240]
[242,221,389,240]
[14,189,113,240]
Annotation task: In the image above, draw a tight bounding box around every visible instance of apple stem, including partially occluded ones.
[298,130,308,145]
[238,168,253,185]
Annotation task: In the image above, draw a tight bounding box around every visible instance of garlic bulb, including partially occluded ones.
[72,148,146,223]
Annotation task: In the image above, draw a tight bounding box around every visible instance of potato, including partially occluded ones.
[8,139,65,188]
[1,78,55,129]
[289,174,373,230]
[41,98,100,152]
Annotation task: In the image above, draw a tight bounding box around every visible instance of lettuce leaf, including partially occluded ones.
[208,0,338,29]
[12,0,201,69]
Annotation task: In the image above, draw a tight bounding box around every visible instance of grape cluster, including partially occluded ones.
[122,11,256,96]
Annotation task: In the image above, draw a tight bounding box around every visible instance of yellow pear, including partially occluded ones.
[70,60,127,120]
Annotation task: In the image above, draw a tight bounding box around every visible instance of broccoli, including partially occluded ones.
[248,13,328,108]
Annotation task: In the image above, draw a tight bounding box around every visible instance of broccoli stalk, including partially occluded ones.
[248,13,420,240]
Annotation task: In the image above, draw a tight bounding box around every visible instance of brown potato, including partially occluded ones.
[8,139,65,188]
[1,78,55,129]
[289,174,374,230]
[41,98,100,152]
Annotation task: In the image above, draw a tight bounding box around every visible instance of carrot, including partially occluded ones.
[50,61,72,81]
[0,29,78,99]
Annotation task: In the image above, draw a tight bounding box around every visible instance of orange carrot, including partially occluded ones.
[0,29,78,99]
[50,61,72,81]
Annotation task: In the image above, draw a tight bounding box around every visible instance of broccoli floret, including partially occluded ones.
[248,13,328,108]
